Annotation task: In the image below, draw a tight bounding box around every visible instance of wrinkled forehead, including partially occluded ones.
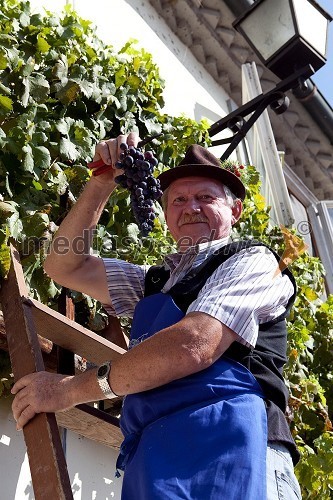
[168,176,225,195]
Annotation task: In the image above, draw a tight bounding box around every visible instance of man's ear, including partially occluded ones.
[231,199,242,225]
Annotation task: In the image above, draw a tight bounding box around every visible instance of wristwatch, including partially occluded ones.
[97,361,118,399]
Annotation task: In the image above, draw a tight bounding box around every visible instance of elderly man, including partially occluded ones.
[11,134,301,499]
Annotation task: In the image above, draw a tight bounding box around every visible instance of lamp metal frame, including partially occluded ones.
[208,64,315,161]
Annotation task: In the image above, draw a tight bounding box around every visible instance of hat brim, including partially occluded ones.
[158,163,246,201]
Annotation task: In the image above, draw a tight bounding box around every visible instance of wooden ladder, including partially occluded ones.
[0,245,126,499]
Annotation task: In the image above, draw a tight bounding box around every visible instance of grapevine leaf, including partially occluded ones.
[52,57,68,80]
[32,145,51,170]
[30,74,50,102]
[19,10,30,28]
[59,137,79,161]
[55,118,70,135]
[7,211,23,240]
[37,34,51,53]
[56,80,81,105]
[305,287,318,301]
[0,82,11,95]
[0,228,11,278]
[23,212,49,238]
[0,201,19,217]
[127,223,139,242]
[22,144,35,173]
[115,67,127,87]
[0,95,13,114]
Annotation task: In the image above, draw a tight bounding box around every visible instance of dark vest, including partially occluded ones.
[144,240,300,464]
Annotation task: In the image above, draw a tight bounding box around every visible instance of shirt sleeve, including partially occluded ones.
[102,258,148,317]
[186,246,295,347]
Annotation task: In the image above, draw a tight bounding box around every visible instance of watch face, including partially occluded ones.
[98,364,108,377]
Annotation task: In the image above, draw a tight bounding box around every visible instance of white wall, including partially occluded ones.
[72,0,230,120]
[0,397,123,499]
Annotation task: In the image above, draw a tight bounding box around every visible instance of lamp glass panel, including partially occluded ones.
[293,0,328,56]
[239,0,295,61]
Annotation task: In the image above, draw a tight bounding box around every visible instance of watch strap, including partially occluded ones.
[97,361,118,399]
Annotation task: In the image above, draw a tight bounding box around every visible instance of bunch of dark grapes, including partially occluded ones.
[114,143,163,236]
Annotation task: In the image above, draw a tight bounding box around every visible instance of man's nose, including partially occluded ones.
[183,198,201,213]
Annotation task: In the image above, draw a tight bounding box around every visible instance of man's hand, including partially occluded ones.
[11,371,75,431]
[91,132,139,185]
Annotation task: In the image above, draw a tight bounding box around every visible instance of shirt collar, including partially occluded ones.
[164,236,231,271]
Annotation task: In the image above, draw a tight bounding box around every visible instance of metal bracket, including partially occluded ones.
[208,64,315,161]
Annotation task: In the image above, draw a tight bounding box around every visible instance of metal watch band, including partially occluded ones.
[97,361,118,399]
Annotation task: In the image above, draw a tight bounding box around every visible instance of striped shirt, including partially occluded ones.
[102,238,294,348]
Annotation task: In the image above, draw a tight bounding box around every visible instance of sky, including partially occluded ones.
[311,0,333,106]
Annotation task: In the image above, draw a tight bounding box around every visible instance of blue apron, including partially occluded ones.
[117,293,267,499]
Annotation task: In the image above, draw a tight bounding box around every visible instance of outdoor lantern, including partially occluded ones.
[233,0,332,80]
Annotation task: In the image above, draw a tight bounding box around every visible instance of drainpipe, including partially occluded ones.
[292,81,333,144]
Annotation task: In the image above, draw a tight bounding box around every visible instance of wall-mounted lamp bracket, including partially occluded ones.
[208,64,314,161]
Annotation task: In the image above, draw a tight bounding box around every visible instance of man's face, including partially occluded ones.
[164,176,242,249]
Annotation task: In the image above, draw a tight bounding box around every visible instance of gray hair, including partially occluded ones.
[161,183,238,211]
[222,185,238,207]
